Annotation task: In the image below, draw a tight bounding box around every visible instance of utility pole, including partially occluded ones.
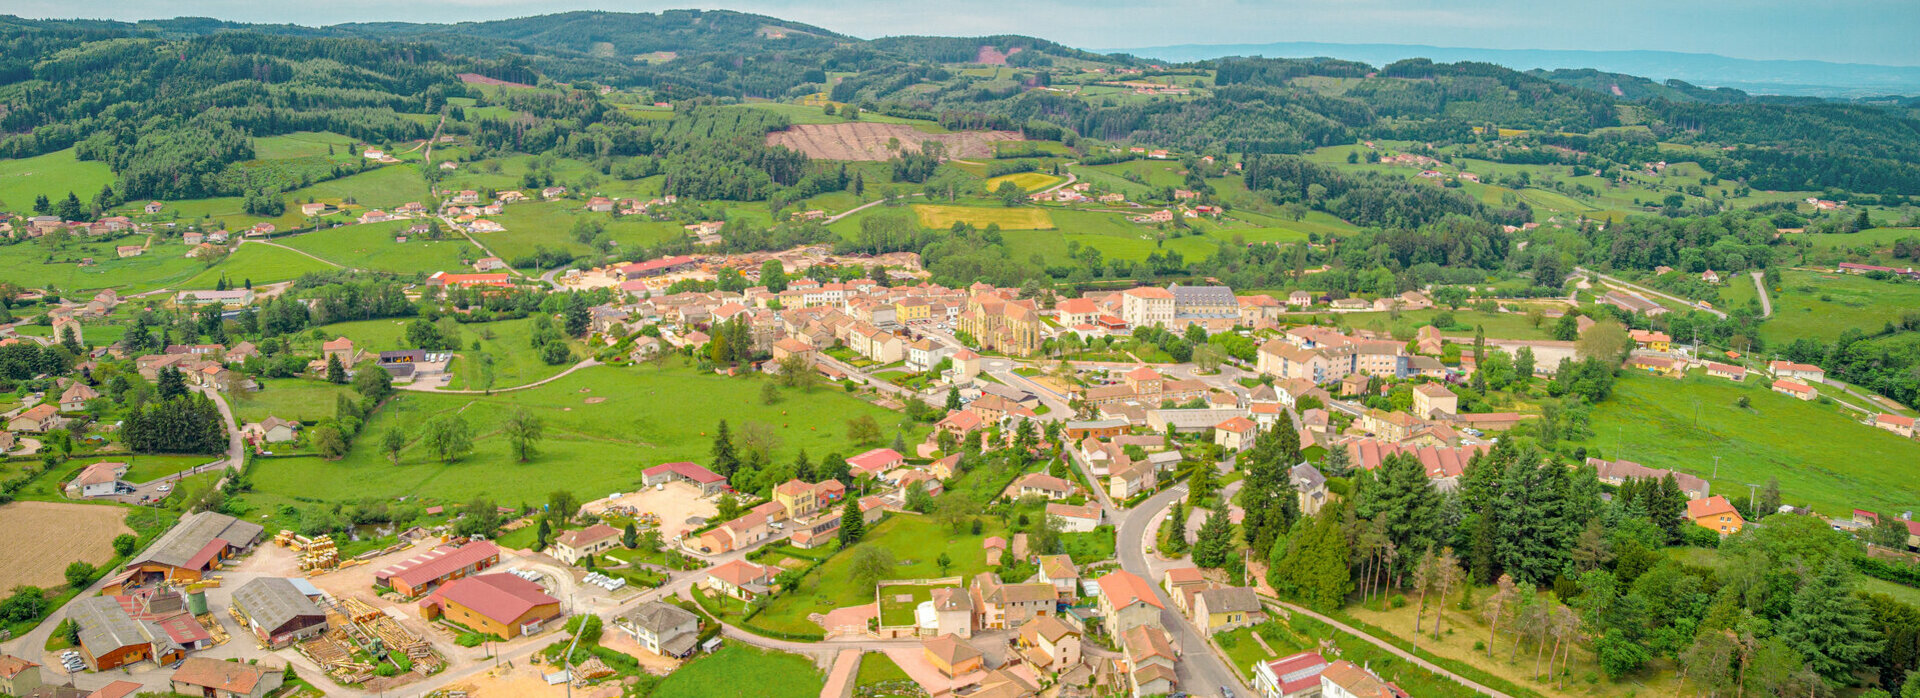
[1746,483,1760,515]
[1712,455,1720,479]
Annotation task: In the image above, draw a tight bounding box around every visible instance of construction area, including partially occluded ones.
[578,480,719,542]
[287,594,445,689]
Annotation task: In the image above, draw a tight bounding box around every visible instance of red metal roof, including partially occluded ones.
[376,541,498,589]
[643,461,726,484]
[421,574,557,626]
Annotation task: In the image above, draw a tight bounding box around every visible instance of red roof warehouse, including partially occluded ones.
[375,541,500,597]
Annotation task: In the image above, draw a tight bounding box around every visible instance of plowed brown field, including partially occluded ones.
[767,123,1022,161]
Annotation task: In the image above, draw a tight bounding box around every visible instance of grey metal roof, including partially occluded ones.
[232,578,324,634]
[1169,285,1235,307]
[130,511,263,569]
[1196,587,1263,614]
[72,596,149,654]
[1290,463,1327,491]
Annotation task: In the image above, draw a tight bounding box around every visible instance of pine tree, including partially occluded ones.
[535,518,551,551]
[622,523,638,549]
[1237,412,1302,559]
[1781,557,1884,683]
[1192,507,1235,568]
[325,354,347,384]
[946,387,961,411]
[838,498,865,545]
[1161,500,1189,553]
[1471,325,1489,393]
[711,420,740,476]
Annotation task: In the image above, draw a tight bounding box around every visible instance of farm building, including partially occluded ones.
[640,461,728,494]
[70,591,211,671]
[113,511,264,589]
[230,577,328,648]
[418,574,561,639]
[374,540,499,597]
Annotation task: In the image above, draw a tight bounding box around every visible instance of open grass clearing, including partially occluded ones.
[0,149,115,210]
[1578,372,1920,515]
[181,242,336,288]
[232,377,359,423]
[1722,269,1920,344]
[656,645,822,698]
[754,512,1007,635]
[278,221,484,275]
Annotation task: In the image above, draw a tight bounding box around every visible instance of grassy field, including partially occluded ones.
[232,378,358,423]
[241,361,921,507]
[180,242,337,289]
[1337,307,1562,342]
[754,514,1006,635]
[277,221,484,275]
[0,149,116,211]
[1579,372,1920,515]
[912,204,1054,230]
[308,316,578,390]
[1721,269,1920,344]
[119,454,220,483]
[251,131,362,160]
[656,645,822,698]
[0,237,209,293]
[875,582,957,627]
[985,172,1062,192]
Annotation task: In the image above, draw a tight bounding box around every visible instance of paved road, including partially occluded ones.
[1578,267,1724,319]
[1751,270,1772,318]
[1118,486,1253,698]
[1273,601,1516,698]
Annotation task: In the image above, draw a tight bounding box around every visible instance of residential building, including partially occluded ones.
[9,404,65,433]
[551,524,621,565]
[65,461,127,499]
[621,601,699,658]
[1768,360,1825,384]
[1214,416,1259,451]
[705,560,778,600]
[1015,615,1082,674]
[1291,464,1329,516]
[1412,383,1458,419]
[1008,473,1075,501]
[1254,651,1331,698]
[169,657,283,698]
[1875,413,1917,439]
[1095,570,1164,634]
[1118,287,1174,328]
[419,574,562,639]
[1628,329,1672,352]
[1036,555,1080,601]
[1046,503,1102,533]
[1120,625,1180,698]
[970,572,1056,630]
[1192,587,1263,632]
[230,578,327,648]
[1772,379,1818,401]
[0,655,39,697]
[923,634,985,678]
[1320,660,1408,697]
[1585,458,1711,499]
[1705,362,1746,381]
[771,478,845,521]
[1687,496,1746,535]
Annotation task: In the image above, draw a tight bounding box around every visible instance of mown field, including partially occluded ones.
[180,242,337,289]
[1721,269,1920,344]
[0,148,115,209]
[241,361,923,507]
[655,645,822,698]
[912,204,1054,230]
[310,316,580,390]
[0,236,207,293]
[1577,372,1920,515]
[232,377,359,423]
[984,171,1062,192]
[278,221,484,275]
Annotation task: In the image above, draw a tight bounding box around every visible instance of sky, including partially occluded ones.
[11,0,1920,66]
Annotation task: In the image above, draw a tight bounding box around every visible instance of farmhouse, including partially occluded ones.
[230,577,327,648]
[551,524,621,565]
[169,657,283,698]
[419,574,562,639]
[374,540,500,597]
[1586,458,1711,499]
[641,461,729,494]
[117,511,264,588]
[1705,362,1746,381]
[1768,360,1825,384]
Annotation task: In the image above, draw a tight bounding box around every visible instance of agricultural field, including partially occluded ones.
[179,242,338,288]
[484,200,685,264]
[0,148,115,209]
[768,123,1020,161]
[726,102,944,129]
[984,172,1062,192]
[240,361,922,507]
[0,501,132,591]
[0,236,208,293]
[277,221,485,275]
[232,378,359,423]
[655,645,822,698]
[1336,307,1564,342]
[1577,372,1920,515]
[1789,226,1920,266]
[1721,269,1920,344]
[912,204,1054,230]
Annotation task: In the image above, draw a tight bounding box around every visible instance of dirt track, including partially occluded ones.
[767,123,1022,161]
[0,501,133,590]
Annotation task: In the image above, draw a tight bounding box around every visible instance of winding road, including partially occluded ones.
[1750,270,1773,318]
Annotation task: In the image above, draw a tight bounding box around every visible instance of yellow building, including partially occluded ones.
[419,574,562,639]
[1686,496,1746,535]
[894,298,933,324]
[957,293,1042,356]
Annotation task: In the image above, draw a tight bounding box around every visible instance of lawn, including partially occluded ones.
[912,204,1054,230]
[278,221,484,276]
[0,148,116,211]
[754,514,1007,635]
[875,582,956,628]
[180,242,337,289]
[1337,307,1560,342]
[119,454,220,483]
[1577,372,1920,515]
[231,378,358,423]
[309,316,580,390]
[985,172,1062,192]
[655,645,822,698]
[1214,620,1309,675]
[1721,269,1920,344]
[241,361,923,508]
[855,650,911,684]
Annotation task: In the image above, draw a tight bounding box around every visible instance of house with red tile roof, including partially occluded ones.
[704,560,778,600]
[641,461,728,494]
[1095,570,1163,634]
[1686,496,1746,535]
[1320,660,1408,697]
[1345,439,1491,481]
[169,657,283,698]
[1705,362,1746,381]
[419,574,561,639]
[1767,360,1825,384]
[1873,413,1916,439]
[1213,416,1259,451]
[551,524,621,565]
[1771,378,1818,401]
[846,448,905,479]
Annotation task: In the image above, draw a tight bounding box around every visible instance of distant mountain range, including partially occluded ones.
[1095,41,1920,98]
